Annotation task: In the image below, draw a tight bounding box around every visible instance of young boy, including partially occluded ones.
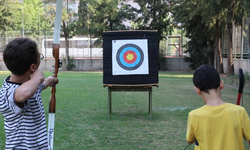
[0,38,58,149]
[186,64,250,150]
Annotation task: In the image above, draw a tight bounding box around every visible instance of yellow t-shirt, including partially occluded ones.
[186,103,250,150]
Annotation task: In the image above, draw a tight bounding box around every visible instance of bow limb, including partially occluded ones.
[49,44,59,113]
[48,0,63,150]
[236,68,244,105]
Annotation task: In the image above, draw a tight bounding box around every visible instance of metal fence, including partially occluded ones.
[0,29,103,59]
[164,17,250,59]
[0,29,54,53]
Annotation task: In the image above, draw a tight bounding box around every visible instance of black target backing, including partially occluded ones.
[103,30,159,85]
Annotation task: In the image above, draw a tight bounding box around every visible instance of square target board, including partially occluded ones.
[103,30,159,85]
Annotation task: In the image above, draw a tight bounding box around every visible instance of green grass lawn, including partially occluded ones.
[0,71,250,150]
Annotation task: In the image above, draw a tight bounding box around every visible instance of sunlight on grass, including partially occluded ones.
[159,74,193,78]
[0,71,11,75]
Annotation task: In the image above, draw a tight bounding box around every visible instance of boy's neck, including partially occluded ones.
[10,73,30,84]
[201,89,225,106]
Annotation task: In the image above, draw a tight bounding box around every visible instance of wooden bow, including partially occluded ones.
[48,0,63,149]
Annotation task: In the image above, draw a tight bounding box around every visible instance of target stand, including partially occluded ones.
[103,30,159,119]
[103,84,158,119]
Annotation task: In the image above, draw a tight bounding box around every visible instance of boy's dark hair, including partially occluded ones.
[3,38,38,75]
[193,64,221,93]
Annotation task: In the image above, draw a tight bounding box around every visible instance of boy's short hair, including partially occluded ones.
[3,38,38,75]
[193,64,220,93]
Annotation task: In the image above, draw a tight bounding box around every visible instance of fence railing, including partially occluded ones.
[0,30,103,59]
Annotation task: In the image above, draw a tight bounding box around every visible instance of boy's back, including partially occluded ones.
[186,64,250,150]
[187,103,250,150]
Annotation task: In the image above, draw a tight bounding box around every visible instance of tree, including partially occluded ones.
[43,0,77,69]
[8,0,51,32]
[0,0,51,51]
[77,0,89,36]
[0,0,14,30]
[132,0,173,41]
[172,0,249,75]
[222,0,247,75]
[172,0,214,68]
[184,15,214,69]
[172,0,224,72]
[77,0,135,38]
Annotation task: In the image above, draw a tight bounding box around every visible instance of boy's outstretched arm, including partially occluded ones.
[187,138,195,144]
[15,70,45,103]
[43,75,59,90]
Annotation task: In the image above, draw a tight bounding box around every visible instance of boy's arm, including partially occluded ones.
[187,138,195,144]
[186,113,195,144]
[43,75,59,90]
[242,109,250,146]
[15,70,44,103]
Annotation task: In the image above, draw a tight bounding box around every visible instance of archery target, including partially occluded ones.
[112,39,149,75]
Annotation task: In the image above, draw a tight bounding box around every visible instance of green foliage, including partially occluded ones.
[77,0,134,38]
[244,72,250,82]
[0,0,52,31]
[132,0,173,40]
[159,40,167,70]
[183,15,214,69]
[184,42,214,70]
[0,0,13,30]
[8,0,51,31]
[63,56,78,71]
[172,0,250,74]
[43,0,77,39]
[77,0,89,35]
[43,0,77,69]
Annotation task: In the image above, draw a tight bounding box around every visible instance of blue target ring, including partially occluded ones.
[116,44,144,70]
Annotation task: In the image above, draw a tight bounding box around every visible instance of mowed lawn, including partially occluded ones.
[0,71,250,150]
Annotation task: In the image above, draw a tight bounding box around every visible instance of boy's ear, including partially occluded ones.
[194,86,201,95]
[220,80,224,90]
[30,64,36,72]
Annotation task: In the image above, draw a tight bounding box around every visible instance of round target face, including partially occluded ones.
[116,44,144,70]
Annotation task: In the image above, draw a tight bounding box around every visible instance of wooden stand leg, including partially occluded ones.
[105,85,156,119]
[108,88,112,119]
[149,87,152,119]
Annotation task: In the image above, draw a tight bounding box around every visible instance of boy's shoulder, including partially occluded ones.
[0,76,19,93]
[189,103,246,116]
[188,106,205,116]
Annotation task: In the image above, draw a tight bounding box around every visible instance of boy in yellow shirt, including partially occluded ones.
[186,64,250,150]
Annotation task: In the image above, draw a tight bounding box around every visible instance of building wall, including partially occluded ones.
[1,58,250,74]
[223,58,250,74]
[0,59,103,72]
[163,58,191,71]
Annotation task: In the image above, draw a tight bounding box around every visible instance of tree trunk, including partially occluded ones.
[65,36,69,68]
[249,22,250,45]
[63,21,69,69]
[214,37,219,70]
[218,31,223,73]
[214,20,224,73]
[227,22,234,75]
